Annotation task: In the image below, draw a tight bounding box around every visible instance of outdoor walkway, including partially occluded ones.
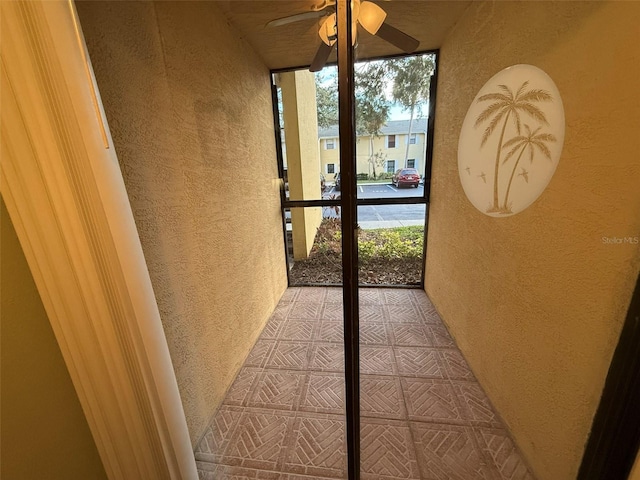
[195,287,534,479]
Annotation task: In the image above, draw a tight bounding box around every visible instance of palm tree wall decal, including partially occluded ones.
[474,81,553,213]
[500,125,557,213]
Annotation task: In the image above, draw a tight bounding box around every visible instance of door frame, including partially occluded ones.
[1,2,197,478]
[577,273,640,479]
[270,50,439,289]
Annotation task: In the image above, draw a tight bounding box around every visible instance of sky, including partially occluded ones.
[316,61,430,122]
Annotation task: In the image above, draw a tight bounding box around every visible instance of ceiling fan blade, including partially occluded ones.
[375,22,420,53]
[266,10,327,28]
[309,42,334,72]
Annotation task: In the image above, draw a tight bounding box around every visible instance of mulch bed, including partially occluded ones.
[289,256,422,285]
[288,218,423,285]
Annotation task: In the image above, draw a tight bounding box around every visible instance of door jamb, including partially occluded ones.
[0,2,197,478]
[577,273,640,480]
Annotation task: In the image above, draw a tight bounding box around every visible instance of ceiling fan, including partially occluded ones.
[266,0,420,72]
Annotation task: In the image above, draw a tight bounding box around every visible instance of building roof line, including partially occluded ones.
[318,118,428,138]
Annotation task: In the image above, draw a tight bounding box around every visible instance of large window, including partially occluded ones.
[272,51,437,286]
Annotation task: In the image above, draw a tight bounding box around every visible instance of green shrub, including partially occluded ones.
[312,219,424,263]
[356,173,369,180]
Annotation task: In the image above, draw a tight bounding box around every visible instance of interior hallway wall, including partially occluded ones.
[76,1,287,445]
[1,199,108,480]
[426,2,640,479]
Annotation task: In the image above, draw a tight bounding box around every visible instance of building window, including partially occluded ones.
[409,133,417,144]
[387,135,396,148]
[325,139,335,149]
[407,159,416,168]
[386,160,396,173]
[327,163,335,174]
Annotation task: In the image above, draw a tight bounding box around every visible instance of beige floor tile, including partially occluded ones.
[284,413,347,478]
[411,423,496,479]
[247,370,305,411]
[361,375,405,420]
[197,287,535,480]
[474,427,535,480]
[361,418,420,479]
[221,408,295,471]
[224,367,261,407]
[359,323,391,345]
[300,372,345,415]
[401,378,466,425]
[389,324,433,347]
[361,345,396,375]
[265,341,311,371]
[394,347,446,378]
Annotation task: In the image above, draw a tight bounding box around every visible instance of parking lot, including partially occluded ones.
[323,182,424,200]
[321,183,426,228]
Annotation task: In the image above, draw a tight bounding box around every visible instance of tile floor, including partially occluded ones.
[195,287,535,480]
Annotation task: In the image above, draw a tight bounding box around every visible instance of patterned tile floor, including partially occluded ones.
[195,287,535,480]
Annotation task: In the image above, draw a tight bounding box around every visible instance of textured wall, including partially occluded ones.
[76,1,287,445]
[280,70,323,258]
[1,199,108,480]
[426,2,640,479]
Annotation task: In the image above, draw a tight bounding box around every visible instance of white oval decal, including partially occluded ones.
[458,64,565,217]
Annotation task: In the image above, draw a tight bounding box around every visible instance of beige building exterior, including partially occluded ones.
[318,118,428,181]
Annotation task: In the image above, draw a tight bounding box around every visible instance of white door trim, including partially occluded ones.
[0,1,197,478]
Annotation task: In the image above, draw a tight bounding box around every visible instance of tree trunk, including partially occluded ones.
[369,135,375,179]
[404,105,415,165]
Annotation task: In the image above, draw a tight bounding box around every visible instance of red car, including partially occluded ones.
[392,168,420,188]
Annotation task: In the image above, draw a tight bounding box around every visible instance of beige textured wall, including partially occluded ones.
[76,1,287,445]
[1,199,108,480]
[280,70,323,258]
[426,2,640,479]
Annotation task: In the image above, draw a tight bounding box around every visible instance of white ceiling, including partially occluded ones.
[215,1,472,70]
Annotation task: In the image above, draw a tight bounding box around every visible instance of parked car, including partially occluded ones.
[392,168,420,188]
[334,172,341,191]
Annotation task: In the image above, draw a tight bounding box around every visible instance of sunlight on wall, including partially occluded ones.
[426,1,640,479]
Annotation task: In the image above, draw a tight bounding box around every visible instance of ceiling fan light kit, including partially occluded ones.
[319,13,337,46]
[358,1,386,35]
[267,0,419,72]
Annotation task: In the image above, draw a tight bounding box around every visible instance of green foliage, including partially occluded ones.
[358,240,377,261]
[356,173,370,180]
[359,226,424,262]
[315,72,338,129]
[355,62,390,138]
[311,220,423,265]
[386,55,434,116]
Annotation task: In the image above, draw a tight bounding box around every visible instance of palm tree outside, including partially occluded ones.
[500,124,557,213]
[474,81,552,213]
[388,55,434,164]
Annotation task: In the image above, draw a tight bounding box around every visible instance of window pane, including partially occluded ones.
[388,134,396,148]
[358,203,426,285]
[286,207,343,285]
